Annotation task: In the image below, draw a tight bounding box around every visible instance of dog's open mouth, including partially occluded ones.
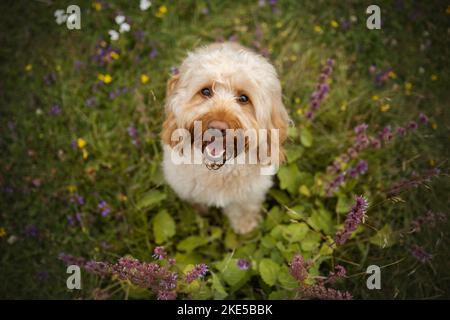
[202,135,228,170]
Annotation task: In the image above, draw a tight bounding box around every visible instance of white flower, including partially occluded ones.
[108,30,119,41]
[115,15,125,25]
[119,22,130,33]
[140,0,152,11]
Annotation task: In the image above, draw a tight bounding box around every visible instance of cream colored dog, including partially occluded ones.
[161,42,290,234]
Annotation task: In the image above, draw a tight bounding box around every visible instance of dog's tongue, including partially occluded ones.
[205,141,225,159]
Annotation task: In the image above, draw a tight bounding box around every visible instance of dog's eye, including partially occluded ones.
[238,94,249,104]
[200,87,212,97]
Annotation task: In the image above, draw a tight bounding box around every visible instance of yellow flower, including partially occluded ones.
[289,55,297,62]
[431,74,438,81]
[340,102,347,111]
[371,95,379,101]
[66,185,77,193]
[56,65,62,72]
[296,108,303,115]
[25,64,32,72]
[77,138,87,149]
[93,1,102,11]
[314,25,323,34]
[100,40,107,48]
[276,21,283,29]
[0,227,6,238]
[98,73,112,84]
[140,74,150,84]
[330,20,339,28]
[110,52,119,60]
[431,122,437,130]
[155,5,167,17]
[295,97,301,104]
[388,71,397,79]
[82,148,89,160]
[405,82,413,91]
[380,104,390,112]
[429,159,436,167]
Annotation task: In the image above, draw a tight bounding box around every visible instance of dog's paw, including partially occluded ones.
[230,212,262,235]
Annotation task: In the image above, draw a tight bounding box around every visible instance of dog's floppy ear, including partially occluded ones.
[161,74,180,146]
[269,94,291,164]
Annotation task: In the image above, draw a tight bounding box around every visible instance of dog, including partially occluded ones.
[161,42,290,234]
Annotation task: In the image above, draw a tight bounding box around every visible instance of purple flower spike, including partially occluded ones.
[185,264,208,283]
[237,259,251,270]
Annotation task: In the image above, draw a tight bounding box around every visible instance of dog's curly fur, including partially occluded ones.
[161,42,290,234]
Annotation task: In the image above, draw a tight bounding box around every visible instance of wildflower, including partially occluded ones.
[237,259,251,270]
[170,66,179,75]
[153,246,167,260]
[330,20,339,28]
[149,48,158,59]
[70,194,85,206]
[58,253,86,266]
[380,104,390,112]
[98,73,112,84]
[185,264,208,283]
[405,82,413,95]
[82,149,89,160]
[140,74,150,84]
[0,227,6,237]
[327,265,346,284]
[25,64,32,72]
[140,0,152,11]
[306,58,334,120]
[127,125,140,146]
[379,126,393,142]
[411,210,447,233]
[92,1,102,11]
[158,291,176,300]
[314,25,323,34]
[396,127,406,137]
[290,254,309,282]
[43,72,56,85]
[408,121,418,131]
[24,224,39,237]
[110,51,119,60]
[386,168,440,196]
[155,5,167,18]
[302,284,352,300]
[77,138,87,149]
[49,104,61,115]
[84,260,110,276]
[98,201,111,217]
[371,95,379,101]
[419,113,429,125]
[334,196,368,245]
[354,123,368,135]
[410,245,432,263]
[430,74,438,81]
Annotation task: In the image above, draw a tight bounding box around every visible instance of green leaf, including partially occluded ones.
[307,209,333,234]
[284,145,303,163]
[336,194,352,214]
[277,163,301,195]
[285,205,306,220]
[269,189,291,205]
[300,127,313,147]
[211,273,228,299]
[300,232,321,252]
[259,259,280,286]
[152,210,175,244]
[136,190,166,210]
[278,266,299,290]
[218,258,248,287]
[370,224,396,248]
[282,223,309,243]
[177,236,209,252]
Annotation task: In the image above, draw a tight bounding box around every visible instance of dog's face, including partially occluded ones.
[162,42,290,165]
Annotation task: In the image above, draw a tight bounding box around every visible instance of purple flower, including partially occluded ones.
[43,73,56,85]
[408,121,418,131]
[149,48,158,59]
[410,245,432,263]
[306,58,335,121]
[49,104,61,115]
[24,224,39,237]
[58,253,86,266]
[379,126,393,142]
[354,123,368,135]
[396,127,406,137]
[185,264,208,283]
[153,246,167,260]
[327,265,346,284]
[290,255,309,282]
[70,194,85,206]
[418,113,429,125]
[302,284,352,300]
[37,271,49,282]
[157,290,177,300]
[237,259,251,270]
[85,96,97,107]
[85,260,110,276]
[355,160,368,175]
[98,200,111,217]
[334,196,368,245]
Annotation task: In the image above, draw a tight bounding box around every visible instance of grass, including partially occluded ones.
[0,0,449,299]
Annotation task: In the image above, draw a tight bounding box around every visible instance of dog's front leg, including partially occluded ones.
[223,202,263,234]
